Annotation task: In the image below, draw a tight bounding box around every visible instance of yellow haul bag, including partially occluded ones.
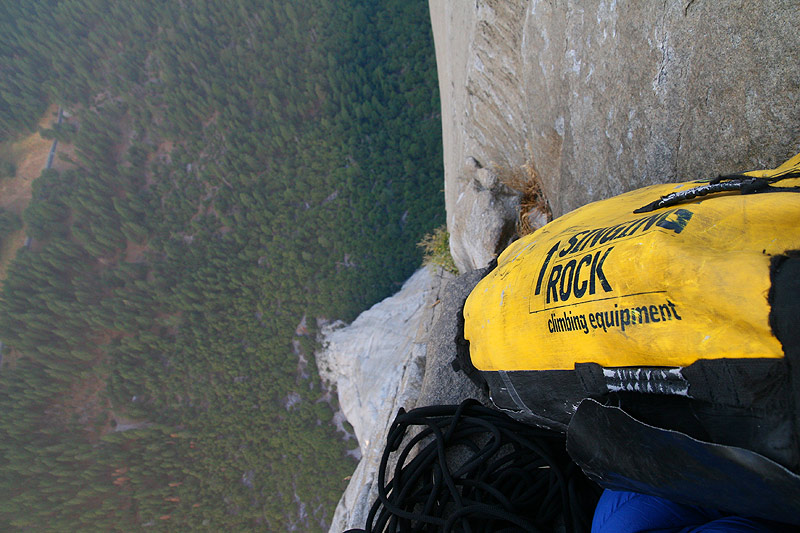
[462,153,800,472]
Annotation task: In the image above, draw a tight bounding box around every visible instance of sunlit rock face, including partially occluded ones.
[432,0,800,271]
[316,266,488,533]
[316,267,454,531]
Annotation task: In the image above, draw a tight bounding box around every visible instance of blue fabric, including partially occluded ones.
[591,489,792,532]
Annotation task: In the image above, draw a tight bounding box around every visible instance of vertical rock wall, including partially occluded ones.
[432,0,800,269]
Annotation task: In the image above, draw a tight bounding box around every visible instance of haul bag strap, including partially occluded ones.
[566,398,800,526]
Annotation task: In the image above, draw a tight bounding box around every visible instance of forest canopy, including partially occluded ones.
[0,0,443,530]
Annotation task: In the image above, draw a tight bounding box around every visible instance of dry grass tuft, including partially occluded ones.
[494,159,552,236]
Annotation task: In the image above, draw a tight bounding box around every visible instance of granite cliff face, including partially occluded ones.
[317,264,486,533]
[433,0,800,272]
[315,268,456,530]
[320,1,799,530]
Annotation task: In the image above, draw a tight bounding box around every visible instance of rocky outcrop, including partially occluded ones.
[447,157,520,273]
[432,0,800,262]
[316,267,455,531]
[317,265,489,533]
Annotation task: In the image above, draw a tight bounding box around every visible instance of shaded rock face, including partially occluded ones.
[431,0,800,227]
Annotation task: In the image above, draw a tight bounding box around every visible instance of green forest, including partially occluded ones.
[0,0,443,530]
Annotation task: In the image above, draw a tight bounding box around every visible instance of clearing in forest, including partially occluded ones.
[0,104,76,283]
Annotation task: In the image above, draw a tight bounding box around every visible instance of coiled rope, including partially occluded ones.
[346,399,601,533]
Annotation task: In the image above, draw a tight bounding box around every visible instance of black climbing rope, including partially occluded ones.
[345,399,601,533]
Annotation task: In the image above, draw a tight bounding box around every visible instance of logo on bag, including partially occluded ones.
[532,209,693,308]
[534,244,613,304]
